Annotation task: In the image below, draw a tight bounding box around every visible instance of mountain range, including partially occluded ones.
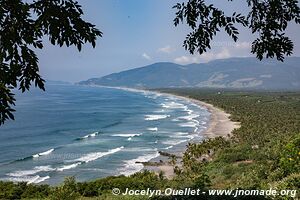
[79,57,300,90]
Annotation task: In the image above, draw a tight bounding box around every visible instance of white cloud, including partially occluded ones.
[235,42,251,49]
[174,56,198,64]
[142,53,151,60]
[157,45,175,54]
[211,41,251,49]
[216,48,231,59]
[174,48,231,64]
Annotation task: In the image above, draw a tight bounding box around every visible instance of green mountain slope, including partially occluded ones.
[80,57,300,90]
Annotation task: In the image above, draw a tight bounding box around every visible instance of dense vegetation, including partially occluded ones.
[0,90,299,199]
[162,90,300,192]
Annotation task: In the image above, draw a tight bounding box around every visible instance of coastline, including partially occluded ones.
[173,94,241,138]
[144,92,241,179]
[80,85,241,179]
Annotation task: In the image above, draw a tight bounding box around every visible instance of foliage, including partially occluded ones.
[193,173,211,189]
[77,170,167,197]
[0,181,50,199]
[49,176,80,200]
[279,135,300,175]
[272,173,300,200]
[160,89,300,192]
[0,0,102,125]
[173,0,300,61]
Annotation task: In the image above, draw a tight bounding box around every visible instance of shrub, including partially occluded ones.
[279,135,300,175]
[49,177,80,200]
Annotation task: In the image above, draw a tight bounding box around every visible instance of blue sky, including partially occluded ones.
[36,0,300,82]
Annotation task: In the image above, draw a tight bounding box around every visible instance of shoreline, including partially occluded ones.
[85,86,241,179]
[144,92,241,179]
[173,94,241,138]
[74,85,241,179]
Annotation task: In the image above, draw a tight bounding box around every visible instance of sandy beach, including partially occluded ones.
[145,93,241,179]
[177,95,241,138]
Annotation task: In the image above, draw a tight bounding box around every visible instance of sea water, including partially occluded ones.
[0,82,210,185]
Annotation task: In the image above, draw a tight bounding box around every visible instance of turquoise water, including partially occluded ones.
[0,83,210,185]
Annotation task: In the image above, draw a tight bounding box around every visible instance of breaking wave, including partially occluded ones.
[32,149,54,158]
[145,115,170,121]
[77,132,99,140]
[119,151,160,176]
[72,146,124,163]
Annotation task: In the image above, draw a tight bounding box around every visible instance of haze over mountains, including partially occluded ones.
[80,57,300,90]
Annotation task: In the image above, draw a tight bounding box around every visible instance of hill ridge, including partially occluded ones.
[79,57,300,90]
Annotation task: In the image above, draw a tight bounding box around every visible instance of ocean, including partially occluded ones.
[0,82,210,185]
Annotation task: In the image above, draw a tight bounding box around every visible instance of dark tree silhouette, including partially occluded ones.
[174,0,300,61]
[0,0,102,125]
